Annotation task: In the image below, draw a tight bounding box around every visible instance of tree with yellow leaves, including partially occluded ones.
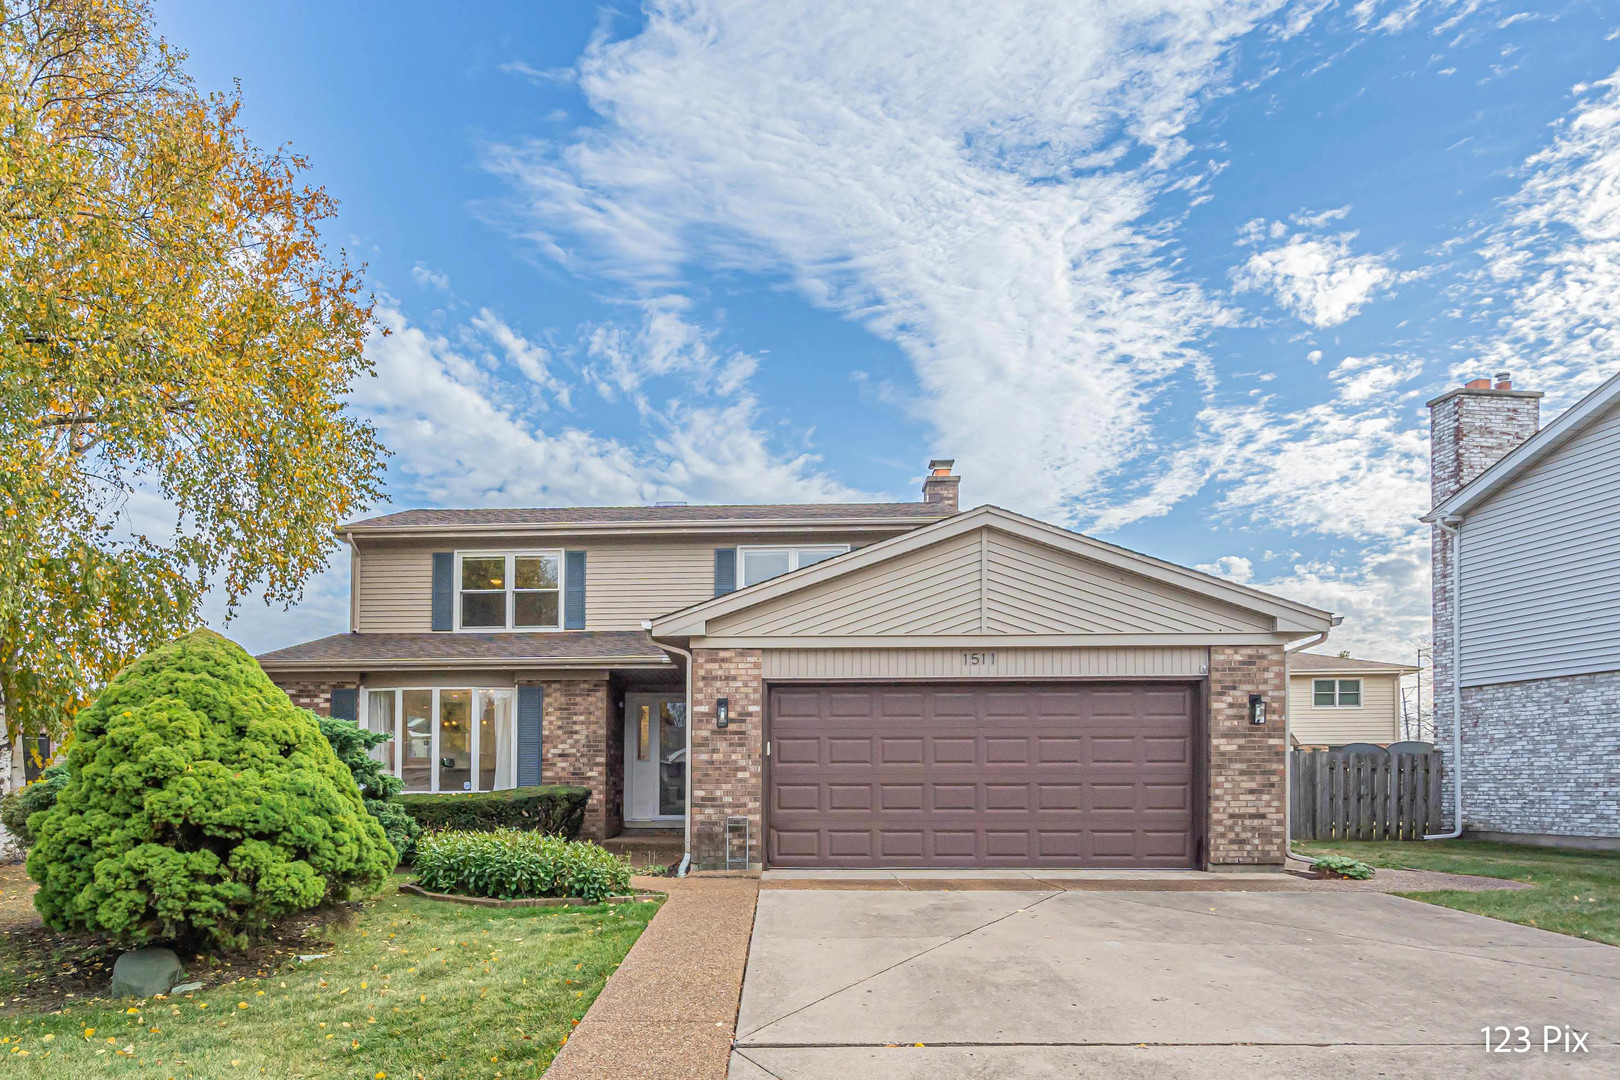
[0,1,385,740]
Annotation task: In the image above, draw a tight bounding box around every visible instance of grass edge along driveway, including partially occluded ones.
[1297,839,1618,946]
[1,882,662,1078]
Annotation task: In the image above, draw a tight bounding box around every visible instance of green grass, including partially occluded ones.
[0,882,661,1078]
[1297,839,1620,946]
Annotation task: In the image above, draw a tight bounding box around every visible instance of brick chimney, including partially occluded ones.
[921,458,959,513]
[1427,372,1543,506]
[1426,372,1542,829]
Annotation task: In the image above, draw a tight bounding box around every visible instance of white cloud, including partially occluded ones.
[411,262,451,291]
[1473,69,1620,404]
[1231,221,1400,327]
[1195,555,1254,583]
[354,305,863,510]
[482,0,1308,526]
[469,307,571,408]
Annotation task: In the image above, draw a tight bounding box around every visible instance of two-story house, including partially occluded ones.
[258,461,1336,870]
[1425,371,1620,849]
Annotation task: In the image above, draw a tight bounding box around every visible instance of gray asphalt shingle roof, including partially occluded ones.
[343,502,951,530]
[256,631,669,666]
[1288,652,1418,673]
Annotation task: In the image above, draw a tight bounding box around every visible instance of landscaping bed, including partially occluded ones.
[1296,838,1619,945]
[0,868,661,1077]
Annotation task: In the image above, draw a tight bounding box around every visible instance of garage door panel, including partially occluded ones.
[768,683,1196,869]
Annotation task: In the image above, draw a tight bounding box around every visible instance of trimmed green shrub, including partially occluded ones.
[396,785,589,840]
[1311,855,1374,880]
[412,828,632,902]
[0,762,68,848]
[316,714,421,863]
[26,630,395,950]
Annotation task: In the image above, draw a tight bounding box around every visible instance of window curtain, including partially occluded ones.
[494,692,516,789]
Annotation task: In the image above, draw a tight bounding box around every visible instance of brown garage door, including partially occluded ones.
[768,682,1197,868]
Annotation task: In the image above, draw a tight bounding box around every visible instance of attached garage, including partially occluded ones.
[652,506,1335,871]
[768,682,1198,868]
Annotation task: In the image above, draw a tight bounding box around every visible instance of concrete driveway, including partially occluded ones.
[729,888,1620,1078]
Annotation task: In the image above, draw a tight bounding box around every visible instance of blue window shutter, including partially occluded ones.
[714,547,737,596]
[517,685,543,787]
[564,550,586,630]
[330,687,358,722]
[431,553,453,631]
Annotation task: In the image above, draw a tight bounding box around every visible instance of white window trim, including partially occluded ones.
[453,549,564,633]
[362,686,517,794]
[1311,678,1363,708]
[736,543,851,588]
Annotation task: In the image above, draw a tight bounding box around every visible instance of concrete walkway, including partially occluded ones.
[547,874,758,1080]
[731,888,1620,1078]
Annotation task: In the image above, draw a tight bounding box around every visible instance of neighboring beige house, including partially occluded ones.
[1287,653,1417,748]
[257,461,1337,871]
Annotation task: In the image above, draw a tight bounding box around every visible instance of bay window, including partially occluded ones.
[364,688,516,792]
[738,544,850,587]
[457,551,561,630]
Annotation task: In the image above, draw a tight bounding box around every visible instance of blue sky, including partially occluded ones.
[156,1,1620,661]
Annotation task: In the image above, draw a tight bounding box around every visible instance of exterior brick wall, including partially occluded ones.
[1429,384,1541,829]
[273,679,356,717]
[1454,673,1620,839]
[689,649,763,869]
[540,679,613,841]
[1208,645,1288,867]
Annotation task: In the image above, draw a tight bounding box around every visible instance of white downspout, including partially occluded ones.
[1426,516,1465,840]
[1283,628,1332,865]
[647,622,694,875]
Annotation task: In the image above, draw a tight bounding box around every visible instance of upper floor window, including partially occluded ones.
[1312,678,1361,707]
[457,551,560,630]
[739,544,850,588]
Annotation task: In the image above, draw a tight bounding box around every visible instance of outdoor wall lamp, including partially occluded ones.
[716,697,730,728]
[1248,693,1267,725]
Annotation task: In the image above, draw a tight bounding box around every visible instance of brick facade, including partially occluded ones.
[273,679,356,717]
[1454,673,1620,840]
[1207,645,1288,867]
[539,679,614,841]
[1428,383,1541,830]
[688,649,764,869]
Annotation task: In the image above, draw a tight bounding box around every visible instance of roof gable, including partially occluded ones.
[1429,368,1620,521]
[652,506,1333,641]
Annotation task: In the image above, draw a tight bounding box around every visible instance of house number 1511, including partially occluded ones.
[962,651,996,667]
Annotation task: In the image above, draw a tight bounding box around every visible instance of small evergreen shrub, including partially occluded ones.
[396,785,589,839]
[412,828,632,902]
[0,762,68,847]
[26,630,395,950]
[1311,855,1374,880]
[316,714,421,862]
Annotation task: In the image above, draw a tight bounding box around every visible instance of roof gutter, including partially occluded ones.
[335,518,940,540]
[1426,515,1466,840]
[257,655,673,672]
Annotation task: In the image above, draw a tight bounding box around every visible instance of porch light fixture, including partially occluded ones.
[716,697,730,728]
[1248,693,1266,725]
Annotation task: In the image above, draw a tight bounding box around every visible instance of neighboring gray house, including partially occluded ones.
[1425,370,1620,848]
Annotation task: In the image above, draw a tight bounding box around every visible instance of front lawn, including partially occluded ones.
[1,866,661,1077]
[1296,839,1619,946]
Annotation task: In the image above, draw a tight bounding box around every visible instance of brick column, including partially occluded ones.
[689,648,763,869]
[540,679,613,841]
[1208,645,1287,868]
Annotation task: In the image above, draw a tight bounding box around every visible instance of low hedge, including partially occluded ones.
[412,829,632,902]
[395,785,589,840]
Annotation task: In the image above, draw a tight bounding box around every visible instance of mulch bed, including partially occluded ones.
[0,861,357,1014]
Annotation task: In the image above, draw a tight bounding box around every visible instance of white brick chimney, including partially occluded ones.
[1426,371,1542,828]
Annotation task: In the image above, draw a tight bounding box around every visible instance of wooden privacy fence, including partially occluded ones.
[1290,749,1444,841]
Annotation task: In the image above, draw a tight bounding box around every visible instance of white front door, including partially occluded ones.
[623,693,687,825]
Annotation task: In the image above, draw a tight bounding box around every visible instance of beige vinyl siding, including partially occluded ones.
[356,549,434,632]
[764,646,1208,680]
[354,533,878,633]
[1288,673,1401,745]
[709,527,1273,638]
[1458,399,1620,686]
